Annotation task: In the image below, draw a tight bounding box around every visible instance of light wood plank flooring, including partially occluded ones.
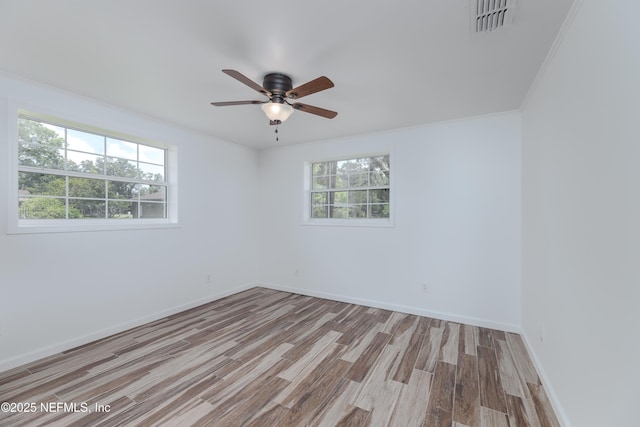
[0,288,560,426]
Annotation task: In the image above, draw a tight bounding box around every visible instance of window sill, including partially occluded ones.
[8,220,181,234]
[301,218,394,228]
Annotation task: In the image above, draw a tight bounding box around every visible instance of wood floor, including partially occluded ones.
[0,288,560,427]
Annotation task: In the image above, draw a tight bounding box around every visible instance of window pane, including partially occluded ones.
[68,177,106,198]
[332,191,348,204]
[139,145,165,165]
[369,189,390,203]
[106,157,140,179]
[351,205,367,218]
[139,162,165,181]
[19,197,68,219]
[108,180,137,200]
[335,170,349,188]
[332,174,347,189]
[349,173,369,187]
[137,184,166,202]
[19,172,66,197]
[312,162,329,176]
[67,129,104,154]
[348,190,367,204]
[140,202,165,219]
[346,159,363,173]
[370,155,390,171]
[312,192,328,205]
[70,199,106,219]
[108,200,135,219]
[67,151,104,174]
[370,204,390,218]
[355,158,370,170]
[19,118,65,147]
[329,206,349,219]
[107,138,137,161]
[370,170,390,186]
[336,160,351,170]
[19,143,65,170]
[312,205,328,218]
[312,176,329,190]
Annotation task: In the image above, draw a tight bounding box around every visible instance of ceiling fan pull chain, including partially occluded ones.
[275,124,279,142]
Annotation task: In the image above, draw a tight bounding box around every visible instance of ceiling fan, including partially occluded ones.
[211,69,338,126]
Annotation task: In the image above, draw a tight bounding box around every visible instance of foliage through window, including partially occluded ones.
[310,155,390,220]
[17,116,168,221]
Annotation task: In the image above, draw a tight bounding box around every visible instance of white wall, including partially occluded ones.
[0,73,260,370]
[521,1,640,426]
[0,77,522,371]
[258,112,522,329]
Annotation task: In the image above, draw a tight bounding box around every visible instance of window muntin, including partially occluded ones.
[17,116,168,222]
[310,155,390,220]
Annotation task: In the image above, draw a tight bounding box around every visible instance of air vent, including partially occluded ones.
[472,0,517,32]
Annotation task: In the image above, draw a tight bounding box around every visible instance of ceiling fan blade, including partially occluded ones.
[286,76,334,99]
[291,103,338,119]
[210,100,264,106]
[222,69,271,96]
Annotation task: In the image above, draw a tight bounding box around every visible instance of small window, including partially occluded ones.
[14,113,173,231]
[308,154,390,223]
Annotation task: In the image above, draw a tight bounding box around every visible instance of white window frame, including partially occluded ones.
[7,103,179,234]
[303,152,394,227]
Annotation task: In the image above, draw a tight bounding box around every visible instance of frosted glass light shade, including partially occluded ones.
[261,102,294,122]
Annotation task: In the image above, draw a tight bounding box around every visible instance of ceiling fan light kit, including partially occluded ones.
[211,69,337,140]
[261,101,294,122]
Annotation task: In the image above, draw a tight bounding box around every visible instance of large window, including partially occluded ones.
[309,154,390,221]
[16,115,169,226]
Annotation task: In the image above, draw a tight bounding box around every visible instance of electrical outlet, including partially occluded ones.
[421,283,429,293]
[206,274,212,284]
[294,268,300,277]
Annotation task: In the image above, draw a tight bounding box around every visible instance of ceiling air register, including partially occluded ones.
[472,0,517,32]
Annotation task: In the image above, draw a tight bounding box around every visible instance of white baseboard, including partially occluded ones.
[0,282,257,374]
[518,330,572,427]
[258,282,521,333]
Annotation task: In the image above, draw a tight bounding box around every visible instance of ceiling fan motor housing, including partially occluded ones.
[263,73,293,101]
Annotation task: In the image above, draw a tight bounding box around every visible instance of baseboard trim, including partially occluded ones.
[258,282,521,333]
[518,330,572,427]
[0,282,257,374]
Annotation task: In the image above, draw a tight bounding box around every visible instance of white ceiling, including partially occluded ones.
[0,0,574,149]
